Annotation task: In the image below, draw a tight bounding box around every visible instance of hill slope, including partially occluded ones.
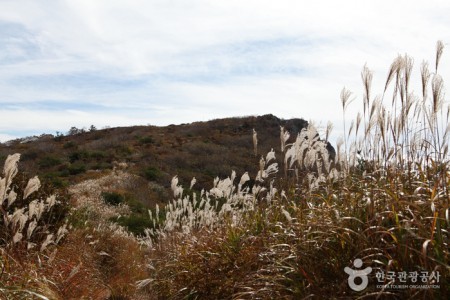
[0,114,308,205]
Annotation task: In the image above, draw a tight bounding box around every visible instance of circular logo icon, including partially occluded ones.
[344,259,372,291]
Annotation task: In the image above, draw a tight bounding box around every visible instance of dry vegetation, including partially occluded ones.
[1,42,449,299]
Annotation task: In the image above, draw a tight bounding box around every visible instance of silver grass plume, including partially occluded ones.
[280,126,290,152]
[421,61,431,101]
[0,153,20,203]
[190,177,196,190]
[361,64,373,113]
[432,75,444,115]
[23,176,41,200]
[325,121,333,142]
[0,153,67,250]
[253,129,258,156]
[435,40,444,73]
[256,150,279,182]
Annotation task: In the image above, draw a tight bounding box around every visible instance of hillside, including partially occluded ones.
[0,114,308,206]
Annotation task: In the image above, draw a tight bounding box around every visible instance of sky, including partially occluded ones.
[0,0,449,144]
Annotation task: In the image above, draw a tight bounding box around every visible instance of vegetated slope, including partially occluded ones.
[0,114,308,205]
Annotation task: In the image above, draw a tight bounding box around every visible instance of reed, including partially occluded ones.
[143,42,449,299]
[1,41,448,299]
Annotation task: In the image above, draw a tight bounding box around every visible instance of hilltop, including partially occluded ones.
[0,114,308,206]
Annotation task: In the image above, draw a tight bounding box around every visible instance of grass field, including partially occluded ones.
[1,42,448,299]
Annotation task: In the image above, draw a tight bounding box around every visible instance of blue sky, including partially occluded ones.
[0,0,450,143]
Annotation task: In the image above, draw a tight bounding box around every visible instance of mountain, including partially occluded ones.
[0,114,308,206]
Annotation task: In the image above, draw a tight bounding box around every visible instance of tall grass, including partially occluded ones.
[0,42,448,299]
[1,159,152,299]
[0,154,69,299]
[142,42,449,299]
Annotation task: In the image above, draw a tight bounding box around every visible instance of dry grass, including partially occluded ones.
[0,157,151,299]
[1,42,449,299]
[141,42,449,299]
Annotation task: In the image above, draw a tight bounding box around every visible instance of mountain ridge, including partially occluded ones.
[0,114,309,206]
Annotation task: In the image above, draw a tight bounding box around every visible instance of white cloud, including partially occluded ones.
[0,0,449,143]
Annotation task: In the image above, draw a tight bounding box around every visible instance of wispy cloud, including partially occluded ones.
[0,0,449,142]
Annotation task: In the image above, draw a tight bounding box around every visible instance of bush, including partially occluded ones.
[67,126,84,135]
[124,196,147,214]
[101,192,124,206]
[115,215,153,236]
[139,136,154,145]
[38,155,62,168]
[143,166,161,181]
[68,163,86,175]
[115,145,133,155]
[89,151,106,160]
[54,132,64,142]
[92,162,113,170]
[21,150,39,161]
[69,150,89,163]
[42,172,68,188]
[63,141,76,149]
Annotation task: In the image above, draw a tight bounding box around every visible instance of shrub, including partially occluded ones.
[38,155,62,168]
[124,196,147,214]
[139,136,154,145]
[143,166,161,181]
[115,215,153,236]
[107,192,158,235]
[63,141,76,149]
[92,162,113,170]
[89,151,106,160]
[69,150,89,163]
[68,163,86,175]
[21,150,39,161]
[43,172,68,188]
[101,192,124,206]
[115,145,133,155]
[67,126,84,135]
[54,132,64,142]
